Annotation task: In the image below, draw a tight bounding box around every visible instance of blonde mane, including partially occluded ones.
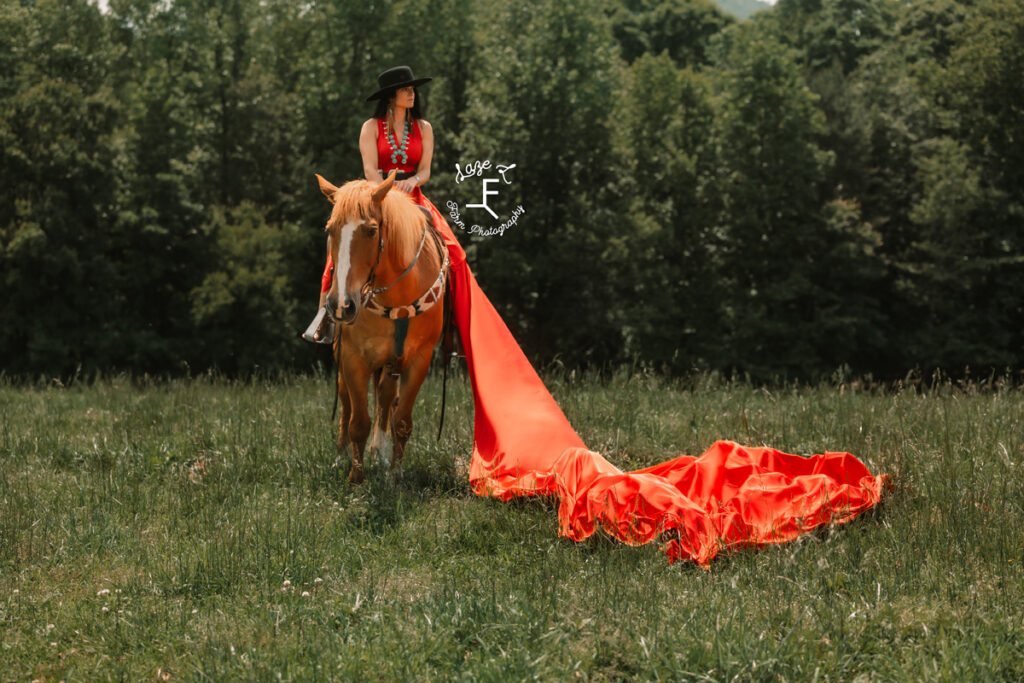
[330,180,425,265]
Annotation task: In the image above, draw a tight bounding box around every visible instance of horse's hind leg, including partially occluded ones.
[389,350,433,477]
[371,368,398,470]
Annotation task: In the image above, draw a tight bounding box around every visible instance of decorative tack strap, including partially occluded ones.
[364,248,449,320]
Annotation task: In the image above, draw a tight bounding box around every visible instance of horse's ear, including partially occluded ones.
[316,174,338,202]
[371,170,397,205]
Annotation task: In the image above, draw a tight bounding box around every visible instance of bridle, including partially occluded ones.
[328,212,448,324]
[359,218,428,309]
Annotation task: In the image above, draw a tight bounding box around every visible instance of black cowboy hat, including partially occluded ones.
[365,66,433,102]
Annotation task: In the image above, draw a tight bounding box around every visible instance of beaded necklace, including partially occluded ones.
[384,117,411,166]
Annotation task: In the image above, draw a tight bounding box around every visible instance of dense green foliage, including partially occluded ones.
[1,374,1022,678]
[1,0,1021,379]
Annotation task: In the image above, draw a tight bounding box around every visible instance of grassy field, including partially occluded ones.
[1,369,1022,681]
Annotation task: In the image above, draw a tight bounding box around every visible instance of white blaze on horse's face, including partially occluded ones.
[333,220,358,320]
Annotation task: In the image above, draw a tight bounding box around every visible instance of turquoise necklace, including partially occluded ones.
[385,118,411,166]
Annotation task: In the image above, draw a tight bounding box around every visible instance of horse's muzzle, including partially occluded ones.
[328,294,359,325]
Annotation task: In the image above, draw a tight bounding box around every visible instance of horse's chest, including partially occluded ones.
[350,330,396,365]
[345,318,417,367]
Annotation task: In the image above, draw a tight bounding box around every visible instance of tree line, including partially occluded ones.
[1,0,1021,380]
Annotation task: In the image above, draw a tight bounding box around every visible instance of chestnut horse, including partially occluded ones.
[316,171,448,482]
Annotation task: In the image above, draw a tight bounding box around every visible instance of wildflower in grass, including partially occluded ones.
[102,606,109,613]
[302,591,311,597]
[97,589,110,596]
[11,589,18,595]
[282,580,291,587]
[314,577,323,584]
[46,624,55,630]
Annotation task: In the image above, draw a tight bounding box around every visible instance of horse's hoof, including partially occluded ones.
[348,467,365,484]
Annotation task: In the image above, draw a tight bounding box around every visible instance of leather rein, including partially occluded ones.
[362,213,449,319]
[359,216,425,310]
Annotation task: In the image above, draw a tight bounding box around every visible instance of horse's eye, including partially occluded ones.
[361,224,378,238]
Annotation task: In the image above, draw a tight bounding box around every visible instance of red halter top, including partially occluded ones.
[377,117,422,177]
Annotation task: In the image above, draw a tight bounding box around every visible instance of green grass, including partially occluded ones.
[1,370,1022,680]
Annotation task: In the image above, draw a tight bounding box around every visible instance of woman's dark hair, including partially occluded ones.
[372,86,426,119]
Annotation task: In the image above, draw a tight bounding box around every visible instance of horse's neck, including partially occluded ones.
[376,222,435,302]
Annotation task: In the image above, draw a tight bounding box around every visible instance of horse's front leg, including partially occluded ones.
[342,359,372,484]
[371,368,398,470]
[333,362,351,469]
[389,349,433,477]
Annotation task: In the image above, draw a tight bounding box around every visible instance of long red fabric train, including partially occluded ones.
[429,196,886,567]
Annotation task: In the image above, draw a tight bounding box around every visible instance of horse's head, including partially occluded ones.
[317,172,397,325]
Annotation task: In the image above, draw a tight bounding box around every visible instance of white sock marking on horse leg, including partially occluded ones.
[370,428,392,469]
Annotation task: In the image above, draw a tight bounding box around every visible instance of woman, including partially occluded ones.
[302,65,465,343]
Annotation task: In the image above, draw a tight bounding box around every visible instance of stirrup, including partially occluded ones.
[301,306,334,344]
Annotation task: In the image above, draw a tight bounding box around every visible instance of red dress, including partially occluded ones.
[324,119,887,566]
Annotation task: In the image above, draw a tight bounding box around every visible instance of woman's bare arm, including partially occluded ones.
[360,119,382,182]
[413,120,434,188]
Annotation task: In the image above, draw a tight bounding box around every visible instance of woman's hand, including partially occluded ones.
[396,175,420,193]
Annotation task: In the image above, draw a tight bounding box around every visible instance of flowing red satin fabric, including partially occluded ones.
[415,197,887,566]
